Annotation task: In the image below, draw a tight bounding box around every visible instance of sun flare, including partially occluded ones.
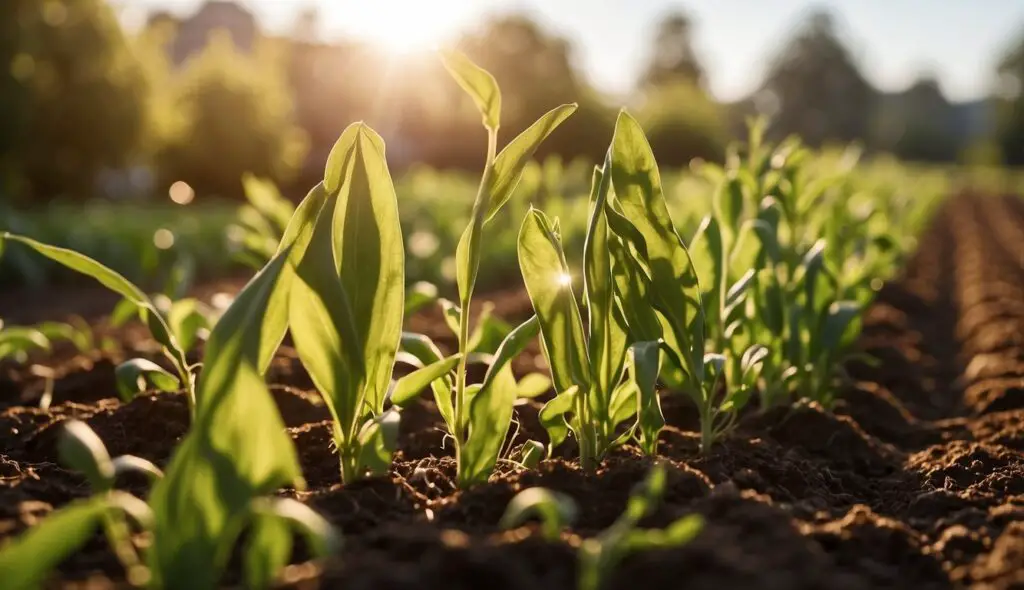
[339,0,469,56]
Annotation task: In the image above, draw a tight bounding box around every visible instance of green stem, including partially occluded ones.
[453,130,498,471]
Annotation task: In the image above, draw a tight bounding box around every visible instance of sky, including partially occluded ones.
[118,0,1024,103]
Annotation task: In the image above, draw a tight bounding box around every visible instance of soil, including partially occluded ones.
[2,193,1024,589]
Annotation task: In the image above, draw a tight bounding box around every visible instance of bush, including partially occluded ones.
[155,33,306,200]
[636,81,727,166]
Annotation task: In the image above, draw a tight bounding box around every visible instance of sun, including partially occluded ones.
[338,0,471,57]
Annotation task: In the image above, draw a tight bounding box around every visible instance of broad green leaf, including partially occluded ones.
[516,440,545,468]
[441,50,501,131]
[484,104,578,222]
[356,409,401,477]
[431,378,456,430]
[460,361,518,486]
[167,298,211,353]
[499,487,578,541]
[517,373,552,399]
[259,182,330,374]
[399,332,445,366]
[0,497,111,590]
[459,316,541,486]
[149,248,302,590]
[390,354,461,408]
[629,341,664,456]
[817,301,861,358]
[439,298,462,337]
[518,209,589,394]
[332,124,405,416]
[583,158,626,422]
[58,420,114,491]
[480,315,540,393]
[539,386,578,452]
[244,512,292,590]
[115,358,180,401]
[608,112,704,380]
[289,191,365,443]
[608,237,661,342]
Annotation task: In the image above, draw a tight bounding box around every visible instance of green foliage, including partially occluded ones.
[0,0,148,202]
[288,122,405,483]
[156,34,306,199]
[500,464,703,590]
[391,51,576,487]
[521,155,666,469]
[0,233,196,415]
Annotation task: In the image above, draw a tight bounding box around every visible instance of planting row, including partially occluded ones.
[0,52,937,589]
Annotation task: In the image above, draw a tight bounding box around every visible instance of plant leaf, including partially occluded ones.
[499,487,578,541]
[629,341,664,456]
[609,112,705,381]
[115,358,180,401]
[148,248,302,590]
[539,386,578,453]
[0,497,112,590]
[484,103,578,222]
[518,209,590,394]
[441,50,501,131]
[390,354,461,408]
[58,420,114,491]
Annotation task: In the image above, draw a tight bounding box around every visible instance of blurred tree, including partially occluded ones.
[157,33,307,199]
[637,82,727,167]
[0,0,149,203]
[995,32,1024,165]
[639,11,705,89]
[872,74,959,162]
[634,11,725,166]
[756,9,876,147]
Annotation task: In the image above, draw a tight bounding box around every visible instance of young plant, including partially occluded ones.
[520,156,666,469]
[0,318,50,363]
[500,463,703,590]
[286,122,406,484]
[602,113,722,452]
[391,51,576,487]
[0,249,337,590]
[227,174,297,269]
[0,234,197,417]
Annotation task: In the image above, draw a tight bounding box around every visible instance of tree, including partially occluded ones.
[872,74,959,162]
[0,0,149,203]
[995,32,1024,165]
[157,34,306,199]
[639,11,704,89]
[756,9,876,147]
[637,81,727,166]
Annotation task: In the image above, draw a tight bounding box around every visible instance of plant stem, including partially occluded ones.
[453,130,498,478]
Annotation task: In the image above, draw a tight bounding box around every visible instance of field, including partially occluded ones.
[2,54,1024,590]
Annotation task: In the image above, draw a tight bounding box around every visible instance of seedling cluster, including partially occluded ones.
[0,52,924,588]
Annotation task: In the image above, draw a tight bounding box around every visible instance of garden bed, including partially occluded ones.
[2,194,1024,589]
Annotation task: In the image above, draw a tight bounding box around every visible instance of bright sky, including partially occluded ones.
[119,0,1024,102]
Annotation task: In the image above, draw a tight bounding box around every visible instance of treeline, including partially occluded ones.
[1,1,1023,204]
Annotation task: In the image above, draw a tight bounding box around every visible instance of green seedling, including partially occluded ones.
[391,50,577,487]
[284,122,406,484]
[0,234,197,417]
[0,318,50,363]
[0,249,336,590]
[521,154,666,469]
[228,174,297,269]
[500,463,703,590]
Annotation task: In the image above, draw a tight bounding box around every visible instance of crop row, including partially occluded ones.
[0,52,940,589]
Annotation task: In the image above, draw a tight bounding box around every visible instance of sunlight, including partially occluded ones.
[337,0,466,56]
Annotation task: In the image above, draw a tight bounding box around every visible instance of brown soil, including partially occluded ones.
[3,194,1024,589]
